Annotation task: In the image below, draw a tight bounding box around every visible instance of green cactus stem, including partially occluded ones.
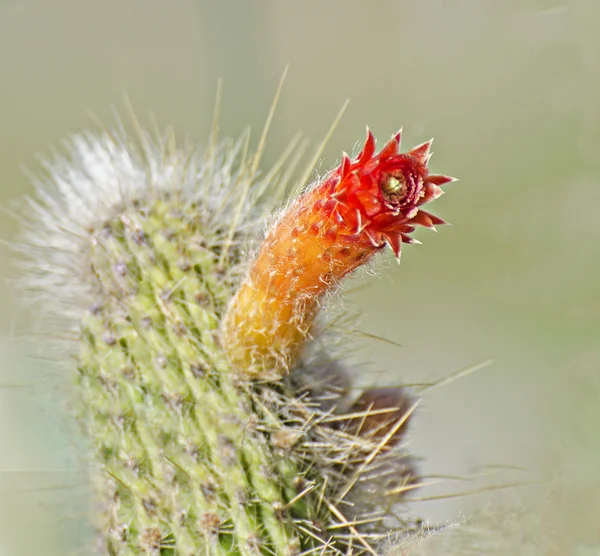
[14,98,439,554]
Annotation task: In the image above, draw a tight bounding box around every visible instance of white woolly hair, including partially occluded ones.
[12,117,300,341]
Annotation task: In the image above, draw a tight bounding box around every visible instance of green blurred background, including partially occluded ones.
[1,1,599,554]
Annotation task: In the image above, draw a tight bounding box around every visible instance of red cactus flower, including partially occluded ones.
[222,129,455,379]
[323,128,454,258]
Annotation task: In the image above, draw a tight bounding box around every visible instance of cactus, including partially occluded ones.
[14,92,454,554]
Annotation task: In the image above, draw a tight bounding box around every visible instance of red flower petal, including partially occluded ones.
[407,139,433,164]
[340,151,352,180]
[428,174,456,186]
[356,127,376,165]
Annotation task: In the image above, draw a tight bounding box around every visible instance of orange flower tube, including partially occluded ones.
[221,129,455,379]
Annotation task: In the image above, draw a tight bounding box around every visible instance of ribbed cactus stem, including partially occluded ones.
[77,191,310,554]
[15,101,454,554]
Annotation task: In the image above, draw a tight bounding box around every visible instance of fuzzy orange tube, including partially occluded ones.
[221,129,455,379]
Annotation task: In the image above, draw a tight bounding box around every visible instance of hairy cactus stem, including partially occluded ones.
[15,90,454,555]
